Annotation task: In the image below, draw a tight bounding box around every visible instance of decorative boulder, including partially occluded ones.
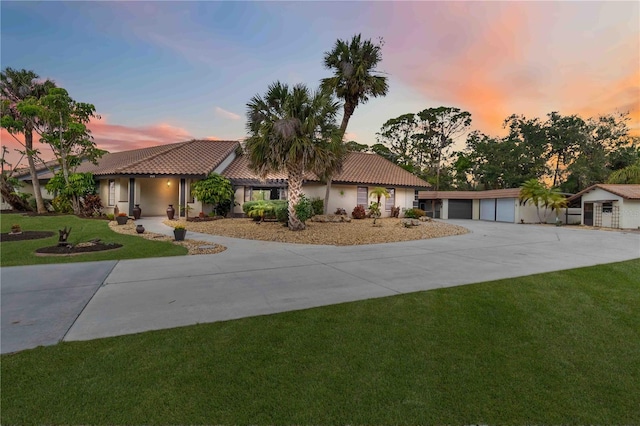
[402,219,421,227]
[311,214,351,223]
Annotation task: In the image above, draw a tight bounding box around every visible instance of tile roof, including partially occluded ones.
[223,152,431,188]
[74,140,240,177]
[418,188,522,199]
[567,184,640,201]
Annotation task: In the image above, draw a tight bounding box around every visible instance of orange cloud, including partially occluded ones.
[1,128,56,170]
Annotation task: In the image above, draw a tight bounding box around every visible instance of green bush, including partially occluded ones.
[294,195,313,223]
[310,197,323,216]
[246,201,277,221]
[51,196,73,214]
[275,202,289,223]
[404,208,426,219]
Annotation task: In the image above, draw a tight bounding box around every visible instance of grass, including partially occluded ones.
[2,259,639,424]
[0,213,187,266]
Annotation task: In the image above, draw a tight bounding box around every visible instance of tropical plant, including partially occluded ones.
[368,187,390,224]
[45,171,96,215]
[519,179,567,223]
[245,81,342,230]
[1,67,56,213]
[320,34,389,213]
[352,205,366,219]
[190,173,235,214]
[310,197,324,216]
[294,194,314,223]
[246,200,276,222]
[404,208,426,219]
[607,161,640,184]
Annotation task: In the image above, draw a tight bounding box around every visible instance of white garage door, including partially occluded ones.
[480,199,496,221]
[496,198,515,222]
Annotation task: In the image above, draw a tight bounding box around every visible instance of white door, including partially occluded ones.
[480,199,496,221]
[496,198,515,223]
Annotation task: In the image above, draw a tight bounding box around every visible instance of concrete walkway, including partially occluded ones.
[2,219,639,353]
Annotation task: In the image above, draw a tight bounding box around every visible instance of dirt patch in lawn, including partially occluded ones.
[1,231,56,242]
[163,217,470,246]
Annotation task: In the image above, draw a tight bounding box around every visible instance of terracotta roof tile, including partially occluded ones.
[567,184,640,201]
[223,152,431,188]
[76,140,240,176]
[418,188,522,199]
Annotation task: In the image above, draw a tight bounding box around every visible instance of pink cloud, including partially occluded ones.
[87,117,193,152]
[214,107,241,121]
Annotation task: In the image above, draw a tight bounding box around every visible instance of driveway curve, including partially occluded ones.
[61,219,639,343]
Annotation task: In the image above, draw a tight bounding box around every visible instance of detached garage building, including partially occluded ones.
[566,184,640,229]
[418,189,579,224]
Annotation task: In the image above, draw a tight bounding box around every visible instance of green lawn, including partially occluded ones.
[0,213,187,266]
[2,260,639,424]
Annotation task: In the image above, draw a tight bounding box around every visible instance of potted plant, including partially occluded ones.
[173,224,187,241]
[116,212,129,225]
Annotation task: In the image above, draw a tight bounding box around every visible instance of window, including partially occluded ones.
[357,187,368,207]
[108,180,115,206]
[602,202,613,213]
[385,188,395,211]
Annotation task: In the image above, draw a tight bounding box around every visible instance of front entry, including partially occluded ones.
[584,202,593,226]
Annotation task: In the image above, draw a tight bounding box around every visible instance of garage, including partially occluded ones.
[448,199,473,219]
[496,198,516,222]
[480,199,496,221]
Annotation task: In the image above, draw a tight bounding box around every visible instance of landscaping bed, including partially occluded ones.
[0,231,55,242]
[164,217,469,245]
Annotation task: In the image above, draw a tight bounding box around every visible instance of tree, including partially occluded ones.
[1,68,56,213]
[368,186,390,224]
[414,107,471,190]
[345,140,369,152]
[245,81,342,231]
[607,161,640,184]
[26,87,105,214]
[376,113,418,170]
[190,173,236,215]
[545,112,587,187]
[519,179,566,223]
[320,34,389,213]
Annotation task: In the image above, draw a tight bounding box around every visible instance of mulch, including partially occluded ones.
[0,231,56,242]
[186,216,225,222]
[35,242,123,256]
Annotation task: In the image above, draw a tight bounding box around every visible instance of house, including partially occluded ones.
[566,184,640,229]
[418,188,581,224]
[18,140,430,217]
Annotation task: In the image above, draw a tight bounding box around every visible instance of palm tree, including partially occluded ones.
[519,179,566,223]
[1,68,55,213]
[607,161,640,184]
[320,34,389,213]
[245,81,341,231]
[369,187,390,224]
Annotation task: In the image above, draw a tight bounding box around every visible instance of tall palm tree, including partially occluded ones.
[1,68,55,213]
[320,34,389,213]
[245,82,342,231]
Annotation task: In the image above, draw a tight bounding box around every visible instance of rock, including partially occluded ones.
[311,214,351,223]
[419,216,431,222]
[402,219,420,227]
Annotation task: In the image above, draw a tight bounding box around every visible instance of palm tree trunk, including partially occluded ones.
[287,163,305,231]
[323,105,353,214]
[25,129,47,213]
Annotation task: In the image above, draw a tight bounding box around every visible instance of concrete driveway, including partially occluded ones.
[2,220,639,353]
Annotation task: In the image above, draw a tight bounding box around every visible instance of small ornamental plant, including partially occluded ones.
[352,205,366,219]
[11,224,22,234]
[174,224,186,230]
[118,212,128,217]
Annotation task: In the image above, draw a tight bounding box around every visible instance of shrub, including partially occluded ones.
[352,205,366,219]
[275,202,289,223]
[118,212,128,217]
[390,206,400,218]
[81,194,103,217]
[106,213,115,220]
[246,201,276,221]
[294,195,313,223]
[310,197,324,216]
[174,224,185,230]
[51,196,73,214]
[404,208,426,219]
[335,208,347,215]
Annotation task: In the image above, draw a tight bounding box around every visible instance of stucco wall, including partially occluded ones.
[138,178,179,216]
[620,200,640,229]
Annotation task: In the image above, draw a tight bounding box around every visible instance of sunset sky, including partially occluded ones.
[1,1,638,169]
